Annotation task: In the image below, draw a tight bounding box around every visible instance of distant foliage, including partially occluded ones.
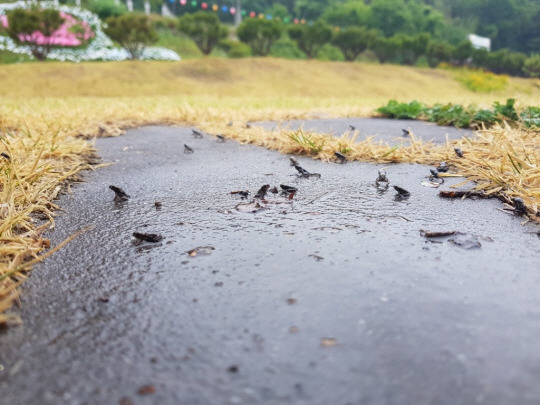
[104,13,158,59]
[178,11,227,56]
[332,26,375,61]
[237,18,283,56]
[88,0,127,20]
[372,35,400,64]
[425,40,453,68]
[457,70,508,92]
[219,38,251,58]
[523,55,540,78]
[5,6,65,60]
[288,20,332,59]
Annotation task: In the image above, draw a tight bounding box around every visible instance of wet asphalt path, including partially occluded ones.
[1,121,540,405]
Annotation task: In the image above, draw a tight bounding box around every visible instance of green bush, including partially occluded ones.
[237,18,283,56]
[288,20,332,59]
[219,39,251,58]
[520,106,540,127]
[523,55,540,78]
[316,43,344,61]
[88,0,126,20]
[6,6,65,61]
[104,13,158,59]
[178,11,227,56]
[332,26,375,62]
[269,38,305,59]
[395,32,430,65]
[372,35,400,64]
[425,40,453,68]
[150,15,178,31]
[452,40,473,66]
[377,98,522,128]
[376,100,425,119]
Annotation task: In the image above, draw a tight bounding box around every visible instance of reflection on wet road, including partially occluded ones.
[1,125,539,405]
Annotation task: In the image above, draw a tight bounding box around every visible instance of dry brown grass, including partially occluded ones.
[0,58,539,325]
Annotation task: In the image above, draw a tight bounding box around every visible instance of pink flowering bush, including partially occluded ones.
[9,11,94,48]
[3,7,95,60]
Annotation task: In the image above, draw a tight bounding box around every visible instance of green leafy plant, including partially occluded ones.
[376,100,425,119]
[288,20,332,59]
[237,18,283,57]
[332,26,375,61]
[520,106,540,127]
[104,13,158,60]
[378,98,527,129]
[5,6,65,60]
[88,0,126,20]
[289,130,325,155]
[178,11,227,56]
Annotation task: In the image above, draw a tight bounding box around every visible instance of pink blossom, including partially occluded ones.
[3,10,95,47]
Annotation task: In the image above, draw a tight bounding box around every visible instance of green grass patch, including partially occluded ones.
[0,50,32,64]
[377,98,528,128]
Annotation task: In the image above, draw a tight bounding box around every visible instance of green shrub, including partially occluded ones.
[219,39,251,58]
[88,0,126,20]
[237,18,283,56]
[269,38,305,59]
[288,20,332,59]
[5,6,65,61]
[520,106,540,127]
[372,35,400,64]
[332,26,375,62]
[178,11,227,56]
[523,55,540,78]
[425,40,453,68]
[150,15,178,31]
[376,100,425,119]
[104,13,158,59]
[493,98,518,121]
[316,43,344,61]
[377,98,522,129]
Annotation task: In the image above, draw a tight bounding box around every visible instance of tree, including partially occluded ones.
[425,39,454,67]
[523,55,540,78]
[369,0,414,37]
[332,27,375,61]
[372,35,400,63]
[89,0,127,20]
[104,13,158,60]
[178,12,227,56]
[395,32,430,65]
[288,21,332,59]
[237,18,283,56]
[5,7,65,61]
[322,1,371,28]
[452,39,473,65]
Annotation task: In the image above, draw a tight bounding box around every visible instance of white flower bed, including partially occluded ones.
[0,1,180,61]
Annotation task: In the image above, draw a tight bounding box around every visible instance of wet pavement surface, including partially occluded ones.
[1,122,540,405]
[256,117,472,144]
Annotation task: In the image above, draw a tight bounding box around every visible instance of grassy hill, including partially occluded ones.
[2,58,539,107]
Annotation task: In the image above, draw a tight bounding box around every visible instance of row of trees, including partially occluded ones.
[79,0,540,55]
[177,12,540,78]
[169,0,540,54]
[4,5,540,78]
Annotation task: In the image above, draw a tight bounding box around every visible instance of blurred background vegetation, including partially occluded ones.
[1,0,540,78]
